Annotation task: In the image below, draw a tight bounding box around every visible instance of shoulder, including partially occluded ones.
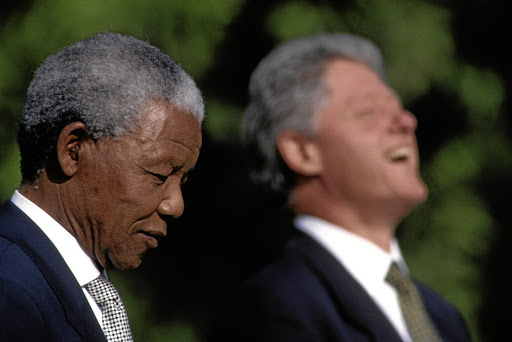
[208,244,339,342]
[0,201,56,290]
[0,240,53,341]
[220,228,352,316]
[0,203,45,287]
[0,206,62,321]
[0,224,86,341]
[235,240,329,305]
[0,233,52,299]
[0,281,51,341]
[0,202,99,341]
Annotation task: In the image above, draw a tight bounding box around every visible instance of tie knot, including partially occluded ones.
[85,276,122,306]
[385,262,443,341]
[386,262,412,293]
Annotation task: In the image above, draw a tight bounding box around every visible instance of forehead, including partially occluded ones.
[119,100,202,166]
[132,100,202,146]
[323,59,395,101]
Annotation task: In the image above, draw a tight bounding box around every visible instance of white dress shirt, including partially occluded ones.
[11,191,103,325]
[295,214,412,342]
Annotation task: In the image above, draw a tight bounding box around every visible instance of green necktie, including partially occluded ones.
[385,262,442,342]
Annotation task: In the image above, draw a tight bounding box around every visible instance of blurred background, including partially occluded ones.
[1,0,510,341]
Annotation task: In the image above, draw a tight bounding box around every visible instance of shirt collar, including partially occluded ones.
[11,191,101,286]
[294,214,409,286]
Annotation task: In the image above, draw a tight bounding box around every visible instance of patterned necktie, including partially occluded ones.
[385,262,442,342]
[85,276,133,342]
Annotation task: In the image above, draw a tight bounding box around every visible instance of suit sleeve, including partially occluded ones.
[0,280,51,342]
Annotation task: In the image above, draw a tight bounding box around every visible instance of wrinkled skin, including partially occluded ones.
[59,100,202,270]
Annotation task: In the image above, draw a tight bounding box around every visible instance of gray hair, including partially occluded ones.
[18,31,204,184]
[243,33,387,195]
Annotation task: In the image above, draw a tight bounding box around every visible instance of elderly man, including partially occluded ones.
[0,32,203,341]
[209,33,471,342]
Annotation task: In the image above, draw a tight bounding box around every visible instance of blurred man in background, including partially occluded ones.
[209,33,471,342]
[0,32,203,341]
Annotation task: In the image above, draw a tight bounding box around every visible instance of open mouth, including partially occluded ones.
[388,146,412,162]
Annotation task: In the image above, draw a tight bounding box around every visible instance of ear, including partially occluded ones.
[276,129,323,176]
[56,122,90,177]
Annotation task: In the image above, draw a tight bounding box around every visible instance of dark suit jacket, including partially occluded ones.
[0,200,106,341]
[209,228,472,342]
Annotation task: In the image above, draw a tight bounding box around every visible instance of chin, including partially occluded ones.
[115,261,142,271]
[109,254,143,271]
[404,183,429,208]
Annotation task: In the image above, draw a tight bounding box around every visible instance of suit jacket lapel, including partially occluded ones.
[0,201,106,341]
[288,228,403,342]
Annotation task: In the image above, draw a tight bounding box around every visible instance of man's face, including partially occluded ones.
[66,100,202,270]
[314,59,427,217]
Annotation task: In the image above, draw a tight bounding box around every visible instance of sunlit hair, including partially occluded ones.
[18,31,204,184]
[243,33,387,195]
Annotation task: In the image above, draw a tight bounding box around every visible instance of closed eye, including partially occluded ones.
[147,165,193,186]
[355,107,377,117]
[148,171,168,184]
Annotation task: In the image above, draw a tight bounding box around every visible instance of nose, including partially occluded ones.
[157,184,185,219]
[391,108,417,133]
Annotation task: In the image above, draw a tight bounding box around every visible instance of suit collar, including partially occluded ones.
[0,201,106,341]
[11,191,102,287]
[287,227,403,342]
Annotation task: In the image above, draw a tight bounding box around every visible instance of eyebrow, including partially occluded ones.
[347,89,401,105]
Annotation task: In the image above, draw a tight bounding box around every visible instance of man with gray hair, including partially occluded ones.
[0,32,203,341]
[209,33,471,341]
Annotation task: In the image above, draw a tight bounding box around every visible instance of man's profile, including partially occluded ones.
[0,31,204,341]
[208,32,471,342]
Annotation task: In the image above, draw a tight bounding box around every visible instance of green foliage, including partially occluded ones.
[431,137,484,187]
[0,141,21,200]
[0,0,242,79]
[357,0,457,102]
[266,1,347,42]
[204,100,244,143]
[459,65,504,130]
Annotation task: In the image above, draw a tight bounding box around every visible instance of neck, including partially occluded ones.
[19,174,69,235]
[291,178,400,253]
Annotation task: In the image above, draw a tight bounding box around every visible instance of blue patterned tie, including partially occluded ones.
[86,276,133,342]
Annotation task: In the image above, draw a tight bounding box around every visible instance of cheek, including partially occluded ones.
[320,133,382,187]
[99,183,164,240]
[101,232,125,257]
[319,128,369,166]
[98,217,144,269]
[102,172,153,209]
